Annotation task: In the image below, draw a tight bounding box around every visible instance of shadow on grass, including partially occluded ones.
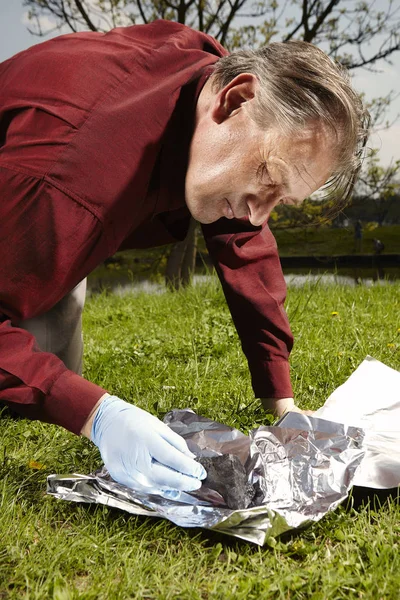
[346,485,400,511]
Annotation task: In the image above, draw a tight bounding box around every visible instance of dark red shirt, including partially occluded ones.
[0,20,293,434]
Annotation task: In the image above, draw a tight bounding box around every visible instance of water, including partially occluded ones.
[283,266,400,288]
[87,273,214,296]
[87,266,400,296]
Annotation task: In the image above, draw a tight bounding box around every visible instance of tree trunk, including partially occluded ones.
[181,218,198,287]
[165,217,198,290]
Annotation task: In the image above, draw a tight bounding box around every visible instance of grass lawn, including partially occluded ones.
[1,279,399,599]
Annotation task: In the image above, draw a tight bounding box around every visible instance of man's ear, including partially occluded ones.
[211,73,258,124]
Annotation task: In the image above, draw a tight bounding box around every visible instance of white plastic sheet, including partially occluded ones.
[314,356,400,489]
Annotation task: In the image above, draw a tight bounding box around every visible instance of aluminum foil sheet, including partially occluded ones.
[47,410,364,545]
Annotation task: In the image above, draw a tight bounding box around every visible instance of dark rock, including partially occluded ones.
[196,454,255,510]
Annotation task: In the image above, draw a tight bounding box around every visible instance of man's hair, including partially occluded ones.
[212,41,370,207]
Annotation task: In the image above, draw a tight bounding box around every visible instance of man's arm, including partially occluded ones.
[261,397,295,416]
[260,397,314,417]
[0,321,207,493]
[202,217,295,407]
[0,166,110,432]
[0,317,106,433]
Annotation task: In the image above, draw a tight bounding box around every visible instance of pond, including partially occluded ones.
[87,265,400,296]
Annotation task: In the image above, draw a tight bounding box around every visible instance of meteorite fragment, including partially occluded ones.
[196,454,255,510]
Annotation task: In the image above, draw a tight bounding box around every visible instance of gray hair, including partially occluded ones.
[212,41,370,207]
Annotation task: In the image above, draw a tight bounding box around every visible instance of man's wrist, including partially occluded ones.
[80,392,110,439]
[260,397,295,417]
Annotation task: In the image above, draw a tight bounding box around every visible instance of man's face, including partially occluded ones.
[185,80,335,226]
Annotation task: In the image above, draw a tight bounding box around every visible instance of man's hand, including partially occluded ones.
[260,397,315,418]
[86,395,207,494]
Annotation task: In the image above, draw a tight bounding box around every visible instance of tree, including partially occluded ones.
[354,150,400,225]
[23,1,400,67]
[23,0,400,282]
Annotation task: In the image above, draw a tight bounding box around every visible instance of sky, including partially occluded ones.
[1,1,399,168]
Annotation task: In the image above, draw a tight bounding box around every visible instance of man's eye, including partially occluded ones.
[257,162,273,183]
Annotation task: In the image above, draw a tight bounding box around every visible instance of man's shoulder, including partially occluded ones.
[108,19,227,57]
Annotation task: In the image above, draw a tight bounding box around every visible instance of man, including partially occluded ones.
[0,20,368,496]
[354,219,363,252]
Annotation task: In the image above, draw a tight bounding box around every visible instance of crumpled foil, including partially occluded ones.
[47,410,364,545]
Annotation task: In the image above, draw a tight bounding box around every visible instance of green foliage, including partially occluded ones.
[1,279,399,597]
[270,197,330,229]
[354,149,400,224]
[271,224,400,256]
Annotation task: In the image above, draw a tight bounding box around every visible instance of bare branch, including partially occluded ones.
[136,0,149,23]
[109,0,117,28]
[197,0,203,31]
[74,0,97,31]
[283,0,318,41]
[204,0,227,35]
[179,0,197,23]
[60,0,78,32]
[302,0,310,38]
[217,0,247,44]
[163,0,179,10]
[283,20,303,42]
[347,42,400,70]
[307,0,341,42]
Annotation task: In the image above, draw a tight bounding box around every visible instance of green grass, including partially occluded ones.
[1,279,399,599]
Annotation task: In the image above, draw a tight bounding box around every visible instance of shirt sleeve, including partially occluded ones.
[202,217,294,399]
[0,167,107,434]
[0,318,106,434]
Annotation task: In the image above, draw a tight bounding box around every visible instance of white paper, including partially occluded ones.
[315,356,400,489]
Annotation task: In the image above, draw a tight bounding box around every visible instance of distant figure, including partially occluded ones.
[373,238,385,255]
[354,220,363,252]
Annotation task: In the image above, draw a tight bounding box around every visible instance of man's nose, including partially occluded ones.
[246,194,280,226]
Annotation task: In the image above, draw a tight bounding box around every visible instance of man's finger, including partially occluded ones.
[151,439,206,480]
[158,424,197,458]
[150,461,204,491]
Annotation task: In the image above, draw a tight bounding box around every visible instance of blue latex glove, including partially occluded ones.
[91,396,206,494]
